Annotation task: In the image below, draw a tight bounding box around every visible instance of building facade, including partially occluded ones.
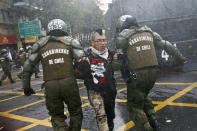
[105,0,197,57]
[0,0,42,47]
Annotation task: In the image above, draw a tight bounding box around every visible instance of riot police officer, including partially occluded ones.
[17,48,26,79]
[18,48,26,64]
[0,49,15,86]
[116,15,187,131]
[26,45,39,78]
[22,19,85,131]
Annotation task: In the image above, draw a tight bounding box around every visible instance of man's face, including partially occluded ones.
[91,34,107,52]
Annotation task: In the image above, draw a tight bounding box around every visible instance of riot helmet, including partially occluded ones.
[47,19,69,36]
[1,49,7,55]
[19,48,24,52]
[116,15,138,33]
[26,46,32,51]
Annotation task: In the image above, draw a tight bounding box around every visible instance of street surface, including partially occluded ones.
[0,69,197,131]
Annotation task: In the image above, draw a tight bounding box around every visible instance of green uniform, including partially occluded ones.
[117,26,186,131]
[0,54,15,85]
[26,49,39,78]
[19,51,26,64]
[23,36,85,131]
[17,51,26,79]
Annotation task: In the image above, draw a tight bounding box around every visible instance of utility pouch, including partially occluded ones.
[131,71,137,80]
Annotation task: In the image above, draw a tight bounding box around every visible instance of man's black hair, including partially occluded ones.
[95,29,103,35]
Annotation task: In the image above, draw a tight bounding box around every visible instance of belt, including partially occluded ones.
[135,65,158,71]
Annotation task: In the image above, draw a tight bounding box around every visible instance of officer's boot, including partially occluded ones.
[10,80,15,83]
[8,73,15,83]
[149,116,160,131]
[10,77,15,84]
[51,119,69,131]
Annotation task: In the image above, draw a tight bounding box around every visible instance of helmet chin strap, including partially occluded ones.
[90,46,109,60]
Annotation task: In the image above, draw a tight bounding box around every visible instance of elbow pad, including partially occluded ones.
[31,37,49,53]
[153,32,163,45]
[29,53,39,64]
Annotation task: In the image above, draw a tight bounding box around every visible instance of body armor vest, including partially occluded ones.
[40,41,74,81]
[127,31,158,70]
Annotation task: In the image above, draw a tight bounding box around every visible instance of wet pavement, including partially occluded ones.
[0,69,197,131]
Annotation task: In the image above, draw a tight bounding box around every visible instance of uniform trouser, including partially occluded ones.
[127,67,159,131]
[18,66,23,79]
[45,77,83,131]
[19,67,38,80]
[87,89,109,131]
[1,69,14,82]
[19,66,38,79]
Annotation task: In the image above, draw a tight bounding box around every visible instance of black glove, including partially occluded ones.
[77,60,91,75]
[117,54,128,63]
[24,87,36,96]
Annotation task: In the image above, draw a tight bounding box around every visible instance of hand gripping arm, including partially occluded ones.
[23,40,42,96]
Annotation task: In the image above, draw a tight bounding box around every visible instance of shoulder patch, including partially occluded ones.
[119,29,135,39]
[153,32,163,41]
